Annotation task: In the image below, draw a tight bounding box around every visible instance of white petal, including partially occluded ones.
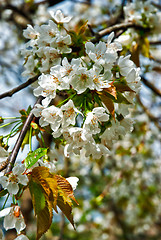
[66,177,79,190]
[13,164,25,175]
[4,213,16,230]
[0,176,8,188]
[17,175,28,186]
[15,217,26,234]
[0,207,12,218]
[7,182,19,195]
[107,32,114,44]
[14,235,29,240]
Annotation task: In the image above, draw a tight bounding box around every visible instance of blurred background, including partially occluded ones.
[0,0,161,239]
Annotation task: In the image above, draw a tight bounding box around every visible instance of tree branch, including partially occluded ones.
[0,75,39,100]
[92,22,149,43]
[141,76,161,97]
[5,96,43,174]
[3,4,32,23]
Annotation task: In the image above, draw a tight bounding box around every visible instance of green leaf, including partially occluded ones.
[29,180,46,215]
[114,92,131,104]
[0,189,8,197]
[29,178,53,240]
[113,82,135,93]
[25,148,48,169]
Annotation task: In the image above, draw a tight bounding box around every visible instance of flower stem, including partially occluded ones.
[2,193,9,210]
[29,126,33,152]
[0,120,20,129]
[56,93,76,107]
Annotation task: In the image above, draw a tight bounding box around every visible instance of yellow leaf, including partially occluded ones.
[57,195,75,229]
[32,166,50,179]
[29,167,78,233]
[104,84,117,99]
[46,177,58,213]
[141,37,150,58]
[131,43,140,67]
[31,167,51,196]
[56,175,78,205]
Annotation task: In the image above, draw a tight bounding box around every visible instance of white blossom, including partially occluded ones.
[51,34,72,54]
[32,103,48,127]
[23,24,40,42]
[118,55,135,77]
[38,159,56,173]
[90,64,112,91]
[85,41,109,65]
[64,127,92,156]
[0,165,28,195]
[70,67,94,94]
[0,206,26,234]
[84,141,109,159]
[50,65,70,90]
[101,120,126,148]
[37,20,59,45]
[50,9,72,24]
[60,57,81,80]
[61,100,82,128]
[34,74,57,107]
[126,68,141,92]
[83,107,109,134]
[41,105,63,132]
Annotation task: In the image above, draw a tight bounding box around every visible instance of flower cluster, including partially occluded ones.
[21,10,141,159]
[22,10,72,78]
[124,0,161,31]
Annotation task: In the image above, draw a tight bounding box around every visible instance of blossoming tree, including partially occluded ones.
[0,0,161,239]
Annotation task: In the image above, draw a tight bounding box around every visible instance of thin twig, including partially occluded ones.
[136,95,161,130]
[120,0,126,19]
[4,4,32,23]
[150,41,161,45]
[0,75,39,100]
[141,76,161,97]
[151,1,161,10]
[152,58,161,64]
[69,0,91,5]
